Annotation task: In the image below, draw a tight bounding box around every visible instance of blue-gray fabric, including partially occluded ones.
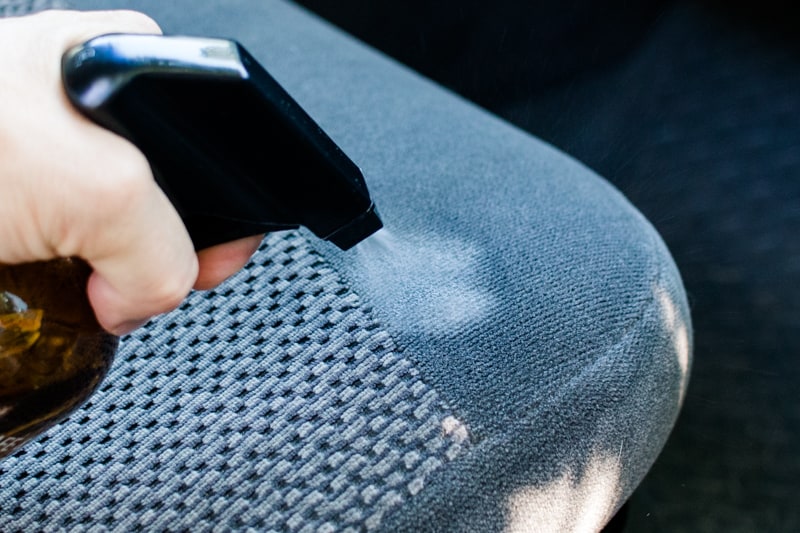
[0,0,692,531]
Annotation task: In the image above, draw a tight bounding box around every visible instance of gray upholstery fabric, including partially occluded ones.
[0,0,692,530]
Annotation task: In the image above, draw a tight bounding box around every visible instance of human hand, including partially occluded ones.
[0,10,262,335]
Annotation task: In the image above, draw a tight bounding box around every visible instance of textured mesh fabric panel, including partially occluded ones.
[1,232,470,530]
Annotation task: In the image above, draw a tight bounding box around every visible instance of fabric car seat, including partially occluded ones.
[0,0,692,531]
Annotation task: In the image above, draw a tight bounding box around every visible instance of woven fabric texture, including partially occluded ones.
[1,232,470,531]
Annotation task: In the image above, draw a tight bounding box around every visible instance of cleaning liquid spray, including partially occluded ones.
[0,34,381,458]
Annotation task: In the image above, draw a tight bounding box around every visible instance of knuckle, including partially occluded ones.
[147,265,196,313]
[91,146,153,215]
[46,134,155,258]
[150,283,189,313]
[42,9,163,53]
[110,10,163,35]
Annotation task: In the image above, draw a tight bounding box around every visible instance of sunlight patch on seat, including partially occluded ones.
[654,285,691,406]
[504,448,623,533]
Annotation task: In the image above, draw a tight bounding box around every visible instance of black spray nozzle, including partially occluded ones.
[62,33,382,251]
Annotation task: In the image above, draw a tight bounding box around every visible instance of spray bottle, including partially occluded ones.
[0,34,382,457]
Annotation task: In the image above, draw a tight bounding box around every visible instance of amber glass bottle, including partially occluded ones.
[0,259,118,458]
